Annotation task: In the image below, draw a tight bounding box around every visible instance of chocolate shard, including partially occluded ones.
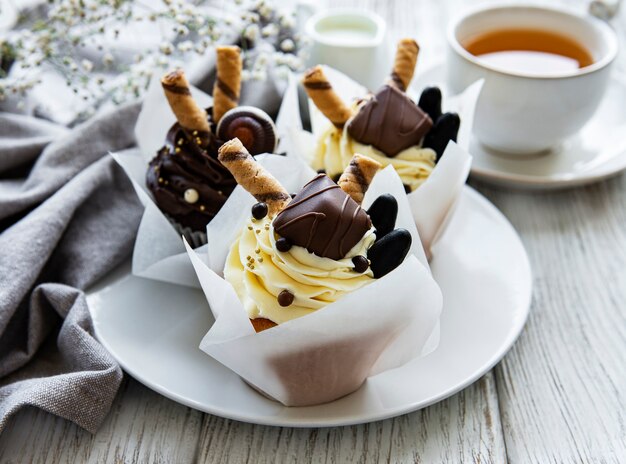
[423,112,461,160]
[273,174,371,260]
[367,194,398,238]
[367,228,412,278]
[347,85,433,157]
[417,86,443,123]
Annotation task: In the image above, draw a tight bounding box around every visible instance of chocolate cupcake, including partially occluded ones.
[146,46,278,246]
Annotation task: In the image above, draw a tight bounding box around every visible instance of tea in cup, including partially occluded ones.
[447,5,618,155]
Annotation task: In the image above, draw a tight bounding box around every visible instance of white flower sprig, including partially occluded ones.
[0,0,308,121]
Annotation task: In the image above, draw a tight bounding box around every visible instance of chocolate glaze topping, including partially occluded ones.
[273,174,371,260]
[146,115,236,231]
[347,85,433,157]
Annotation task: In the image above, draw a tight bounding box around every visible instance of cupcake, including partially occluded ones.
[303,39,461,192]
[146,46,278,246]
[216,138,412,332]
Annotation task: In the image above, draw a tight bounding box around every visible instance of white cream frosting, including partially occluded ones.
[224,216,376,325]
[312,123,436,192]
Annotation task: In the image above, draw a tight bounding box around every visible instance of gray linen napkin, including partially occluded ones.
[0,72,285,433]
[0,103,144,433]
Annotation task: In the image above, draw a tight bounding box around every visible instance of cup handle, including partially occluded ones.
[296,0,318,32]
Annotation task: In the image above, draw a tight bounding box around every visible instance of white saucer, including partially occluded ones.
[413,64,626,190]
[87,187,531,427]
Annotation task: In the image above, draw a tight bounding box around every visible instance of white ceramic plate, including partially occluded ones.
[413,64,626,190]
[87,187,531,427]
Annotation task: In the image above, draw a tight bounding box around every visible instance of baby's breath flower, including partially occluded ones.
[280,39,295,52]
[159,42,174,55]
[81,59,93,73]
[0,0,308,123]
[102,53,114,66]
[244,24,260,42]
[262,24,278,37]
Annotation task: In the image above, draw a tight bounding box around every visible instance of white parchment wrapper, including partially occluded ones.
[283,66,483,257]
[112,75,300,288]
[186,156,441,406]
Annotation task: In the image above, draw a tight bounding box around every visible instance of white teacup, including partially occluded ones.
[304,9,389,90]
[446,4,618,155]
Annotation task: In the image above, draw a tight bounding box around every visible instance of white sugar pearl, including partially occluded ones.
[184,188,199,204]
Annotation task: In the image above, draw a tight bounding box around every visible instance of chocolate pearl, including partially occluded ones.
[278,289,294,307]
[276,237,292,252]
[290,193,297,199]
[251,202,268,220]
[367,194,398,238]
[316,169,327,174]
[418,86,443,123]
[352,255,369,273]
[423,112,461,160]
[368,228,412,278]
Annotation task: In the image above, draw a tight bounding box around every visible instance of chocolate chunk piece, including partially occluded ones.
[367,194,398,238]
[367,228,412,278]
[273,174,371,260]
[423,112,461,160]
[347,85,433,157]
[278,289,294,307]
[251,202,268,220]
[352,255,369,273]
[417,86,443,123]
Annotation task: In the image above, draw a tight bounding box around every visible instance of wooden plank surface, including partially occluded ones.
[1,0,625,462]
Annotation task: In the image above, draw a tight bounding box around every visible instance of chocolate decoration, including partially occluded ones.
[417,86,443,123]
[403,184,411,194]
[276,237,292,252]
[367,194,398,238]
[273,174,372,260]
[251,202,268,220]
[146,114,236,231]
[278,289,294,307]
[347,85,433,157]
[352,255,369,273]
[367,228,412,278]
[216,106,277,155]
[423,112,461,160]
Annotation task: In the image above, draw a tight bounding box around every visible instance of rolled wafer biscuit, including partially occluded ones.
[337,154,382,204]
[218,138,291,216]
[213,45,242,123]
[302,66,352,128]
[388,39,420,91]
[161,69,211,145]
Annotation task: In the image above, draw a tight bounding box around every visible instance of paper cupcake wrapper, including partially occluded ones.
[165,215,207,249]
[186,156,441,406]
[279,65,483,257]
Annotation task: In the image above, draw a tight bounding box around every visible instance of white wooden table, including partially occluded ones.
[2,0,625,462]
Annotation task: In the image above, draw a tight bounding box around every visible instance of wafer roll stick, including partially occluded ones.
[302,66,353,128]
[213,46,242,123]
[388,39,420,91]
[218,138,291,216]
[161,69,211,145]
[338,154,382,204]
